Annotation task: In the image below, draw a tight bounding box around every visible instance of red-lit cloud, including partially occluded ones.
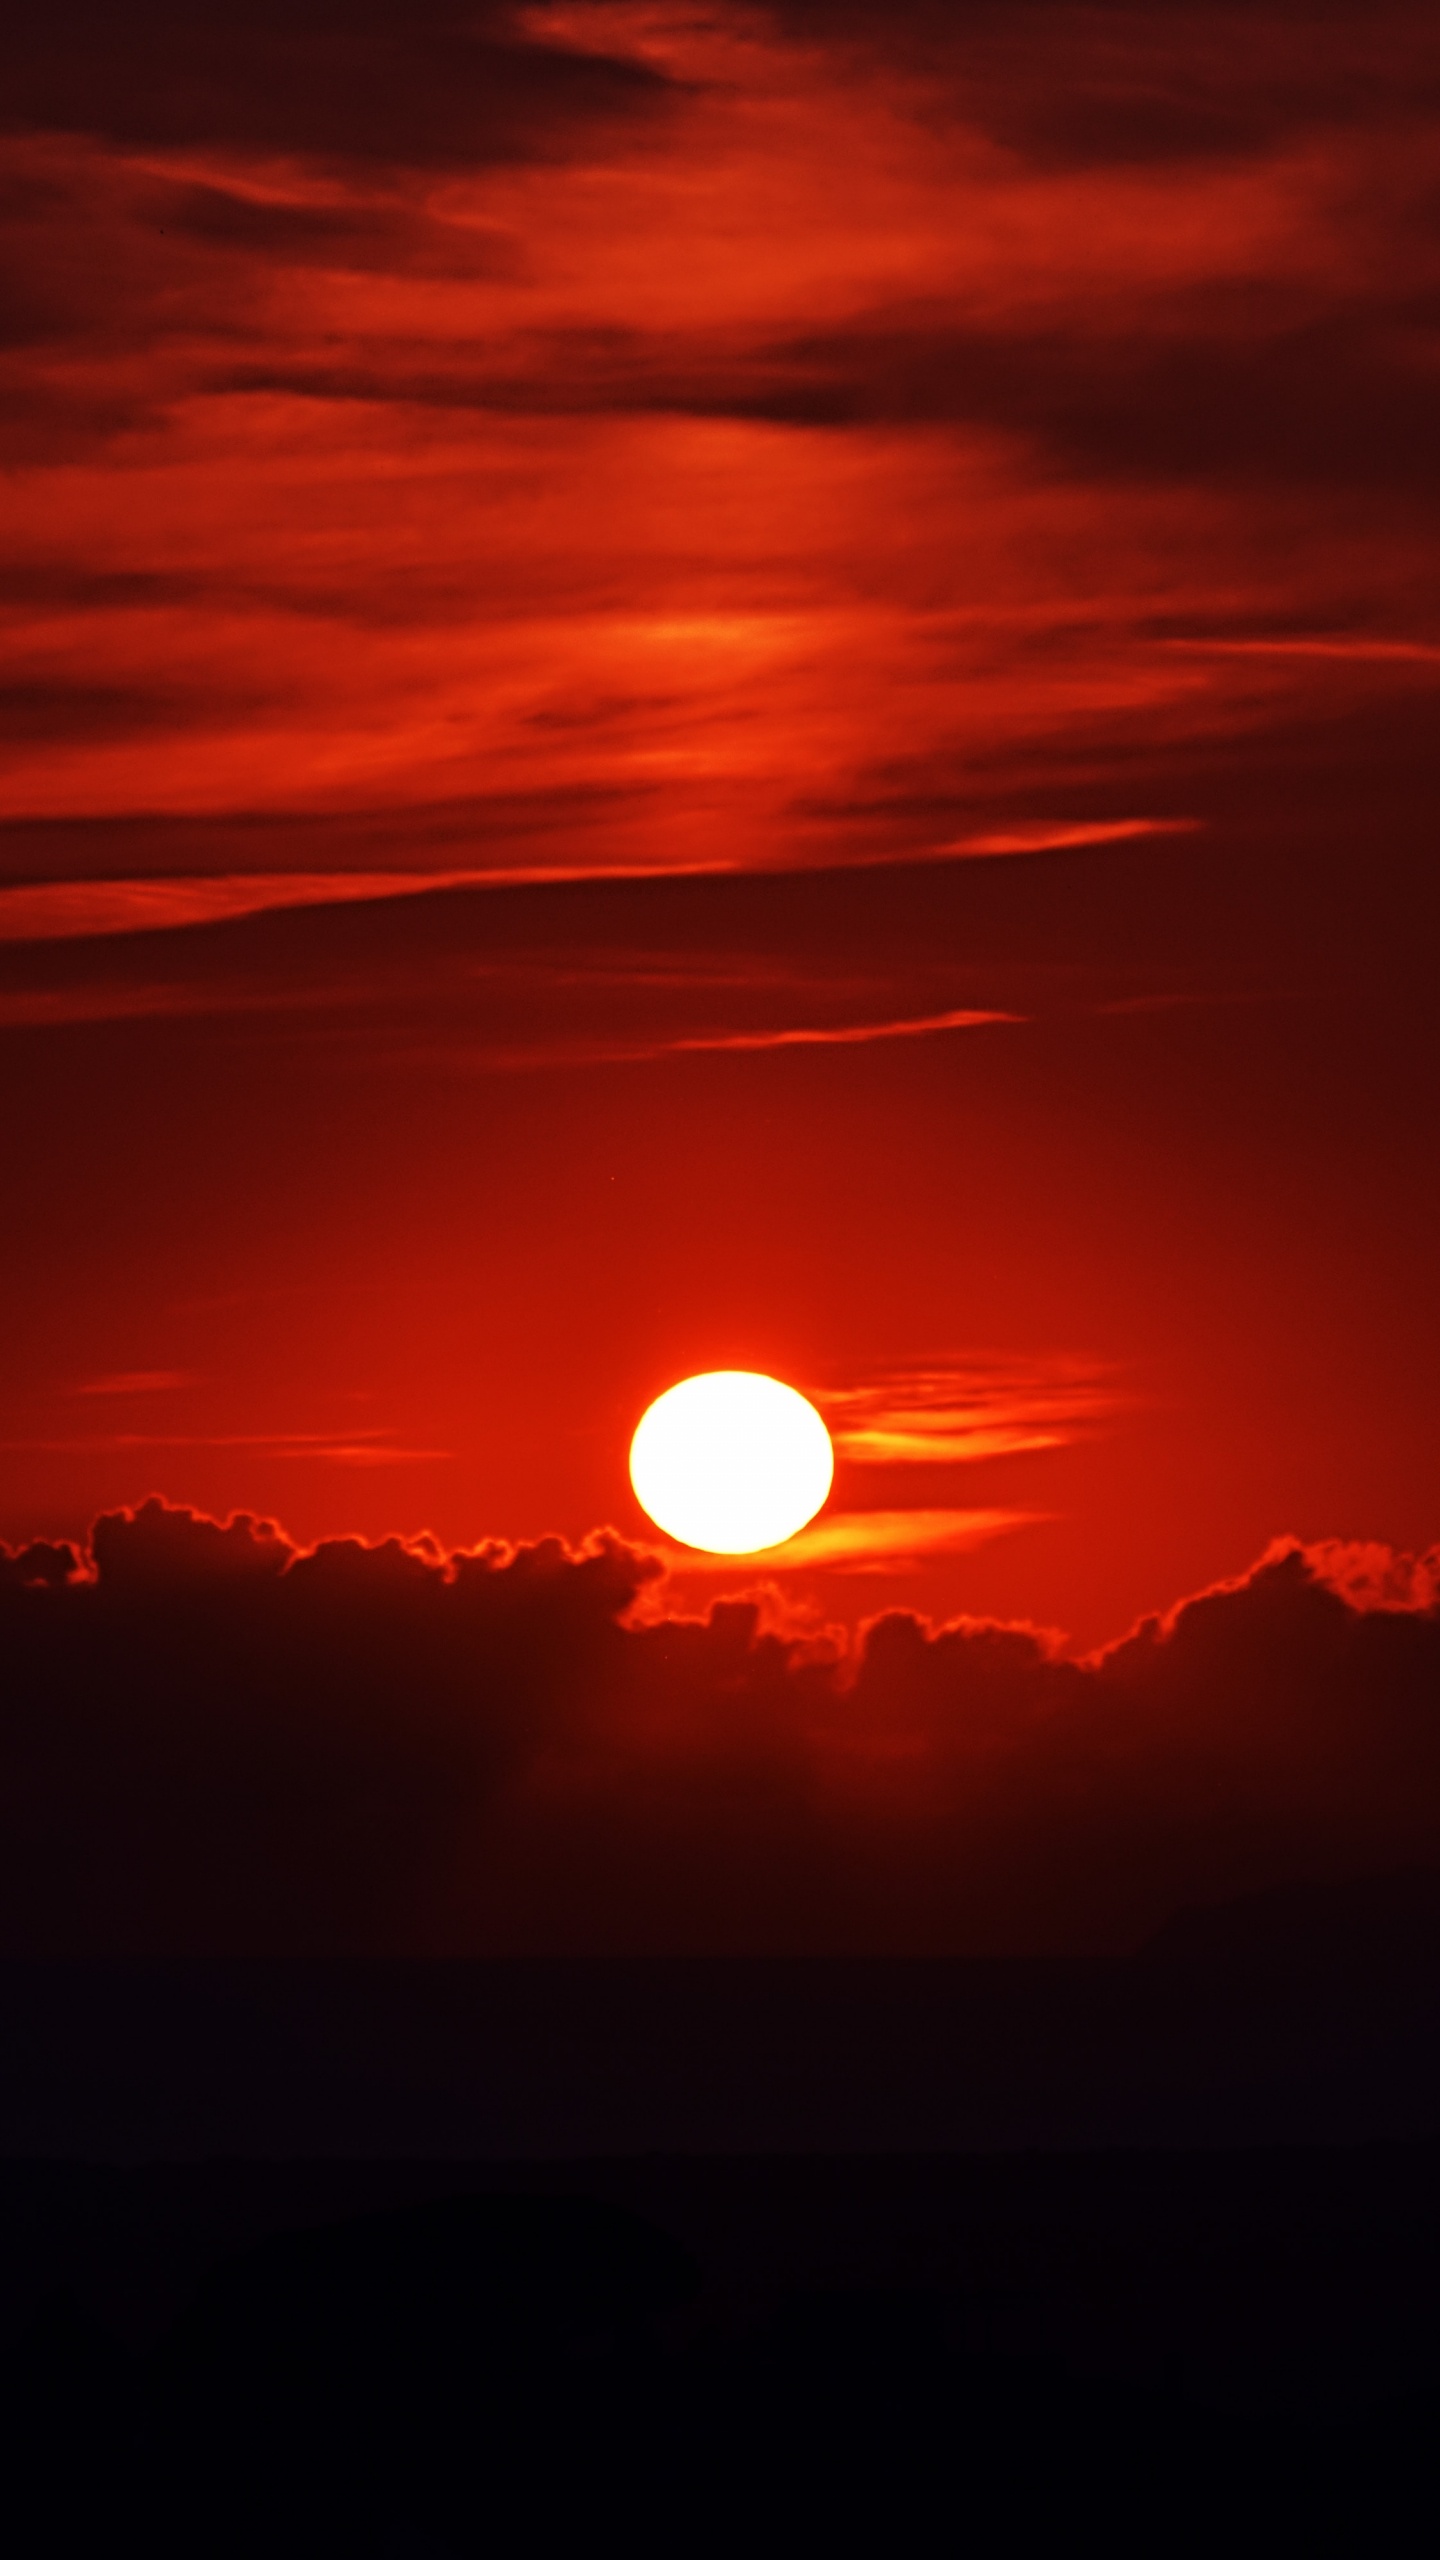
[1,1499,1436,1956]
[652,1507,1039,1575]
[3,2,1438,883]
[822,1356,1119,1467]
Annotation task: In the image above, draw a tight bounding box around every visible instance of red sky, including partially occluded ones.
[2,2,1437,1789]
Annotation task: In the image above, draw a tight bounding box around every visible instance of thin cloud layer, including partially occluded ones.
[1,1498,1436,1954]
[822,1357,1118,1467]
[0,838,1352,1051]
[652,1507,1038,1573]
[0,3,679,168]
[0,862,1042,1049]
[1,2,1437,881]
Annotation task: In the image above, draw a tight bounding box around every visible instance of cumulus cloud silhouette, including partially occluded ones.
[1,1500,1437,1954]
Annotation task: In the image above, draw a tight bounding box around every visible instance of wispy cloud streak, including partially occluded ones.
[823,1357,1121,1468]
[2,1431,450,1467]
[652,1507,1037,1574]
[667,1006,1019,1055]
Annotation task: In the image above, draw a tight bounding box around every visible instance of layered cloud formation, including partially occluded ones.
[2,1499,1436,1955]
[3,1,1438,877]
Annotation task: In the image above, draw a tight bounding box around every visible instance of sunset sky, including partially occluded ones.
[2,2,1437,1951]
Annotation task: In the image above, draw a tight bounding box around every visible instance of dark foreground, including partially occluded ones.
[3,1875,1438,2550]
[2,2143,1438,2555]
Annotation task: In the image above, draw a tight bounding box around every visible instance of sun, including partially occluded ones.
[629,1370,834,1554]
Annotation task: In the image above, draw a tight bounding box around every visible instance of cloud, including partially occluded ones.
[0,866,1047,1053]
[653,1508,1038,1573]
[0,830,1181,947]
[0,822,1379,1059]
[3,1430,451,1468]
[1,1500,1437,1954]
[0,870,587,946]
[821,1356,1119,1467]
[0,4,680,170]
[130,293,1440,505]
[140,176,522,279]
[1162,635,1440,664]
[943,818,1200,856]
[642,296,1440,495]
[72,1369,196,1397]
[766,1,1440,169]
[593,1006,1021,1066]
[2,3,1436,839]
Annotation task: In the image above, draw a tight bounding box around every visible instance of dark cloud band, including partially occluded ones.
[2,1500,1436,1954]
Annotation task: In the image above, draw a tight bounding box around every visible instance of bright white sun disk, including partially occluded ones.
[629,1370,834,1554]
